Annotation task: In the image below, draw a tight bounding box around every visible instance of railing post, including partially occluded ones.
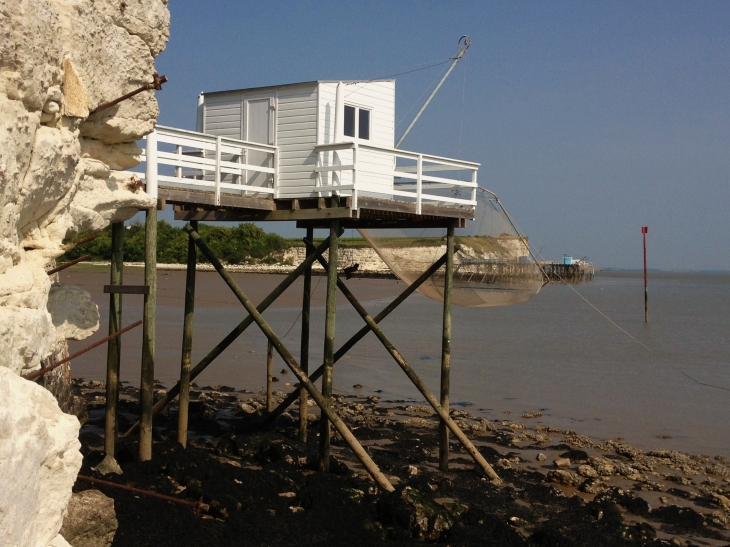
[214,135,221,206]
[175,144,182,180]
[273,146,279,199]
[471,169,478,207]
[416,154,423,215]
[145,130,158,199]
[351,143,358,207]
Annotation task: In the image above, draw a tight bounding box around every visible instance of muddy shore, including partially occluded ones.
[73,380,730,546]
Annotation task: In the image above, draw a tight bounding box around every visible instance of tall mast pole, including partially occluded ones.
[395,36,471,149]
[642,226,648,323]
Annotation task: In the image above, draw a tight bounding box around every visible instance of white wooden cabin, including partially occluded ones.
[140,79,479,219]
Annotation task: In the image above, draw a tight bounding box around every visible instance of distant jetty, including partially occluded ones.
[540,257,595,283]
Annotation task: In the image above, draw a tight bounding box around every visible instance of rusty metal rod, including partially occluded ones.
[265,249,449,424]
[65,234,97,250]
[313,252,502,484]
[47,254,91,275]
[76,475,209,516]
[90,74,167,115]
[24,320,142,381]
[121,235,332,438]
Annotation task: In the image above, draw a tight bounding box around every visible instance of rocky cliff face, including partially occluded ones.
[0,0,169,545]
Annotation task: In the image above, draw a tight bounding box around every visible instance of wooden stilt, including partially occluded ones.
[139,207,157,461]
[439,226,455,471]
[266,341,273,412]
[104,221,124,457]
[313,251,502,484]
[184,226,394,492]
[319,220,339,472]
[299,227,313,441]
[122,235,332,438]
[177,220,197,448]
[266,248,449,423]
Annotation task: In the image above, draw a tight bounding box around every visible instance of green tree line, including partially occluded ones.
[61,221,290,265]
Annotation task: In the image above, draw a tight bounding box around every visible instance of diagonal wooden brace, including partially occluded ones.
[265,250,449,424]
[184,226,395,492]
[122,234,332,438]
[313,251,502,484]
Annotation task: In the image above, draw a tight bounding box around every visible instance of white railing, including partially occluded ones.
[136,126,278,206]
[313,142,478,213]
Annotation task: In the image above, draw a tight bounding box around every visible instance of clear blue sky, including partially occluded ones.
[148,1,730,271]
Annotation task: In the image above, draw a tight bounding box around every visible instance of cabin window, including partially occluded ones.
[343,105,370,140]
[358,108,370,140]
[344,106,356,138]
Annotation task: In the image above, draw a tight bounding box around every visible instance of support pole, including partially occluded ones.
[104,222,124,457]
[439,226,455,471]
[139,206,157,461]
[266,250,449,423]
[266,341,273,412]
[122,235,332,437]
[177,220,197,448]
[319,221,339,472]
[185,227,394,492]
[299,227,313,441]
[313,253,501,484]
[642,226,648,323]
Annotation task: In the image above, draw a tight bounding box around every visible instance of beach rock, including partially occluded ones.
[711,493,730,508]
[91,455,122,476]
[579,478,607,494]
[0,368,82,547]
[554,458,571,468]
[547,470,581,487]
[577,464,598,478]
[589,456,616,476]
[59,489,117,547]
[378,487,453,541]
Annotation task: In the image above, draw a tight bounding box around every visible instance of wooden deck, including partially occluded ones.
[165,188,473,229]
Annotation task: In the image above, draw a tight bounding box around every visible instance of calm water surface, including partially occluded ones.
[65,268,730,457]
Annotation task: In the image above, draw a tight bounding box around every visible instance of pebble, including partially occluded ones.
[279,492,296,498]
[536,453,547,462]
[554,458,571,468]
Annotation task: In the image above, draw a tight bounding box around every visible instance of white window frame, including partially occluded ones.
[343,103,372,141]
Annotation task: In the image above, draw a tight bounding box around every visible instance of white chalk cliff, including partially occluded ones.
[0,0,169,545]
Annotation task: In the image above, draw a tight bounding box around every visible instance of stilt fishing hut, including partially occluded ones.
[104,37,546,490]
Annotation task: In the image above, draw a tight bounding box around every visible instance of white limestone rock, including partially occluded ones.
[69,169,155,236]
[0,0,168,544]
[47,284,100,341]
[0,306,55,375]
[0,367,82,546]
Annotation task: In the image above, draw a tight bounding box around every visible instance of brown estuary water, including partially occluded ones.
[64,268,729,458]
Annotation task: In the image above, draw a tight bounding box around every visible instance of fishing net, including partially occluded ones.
[359,188,546,307]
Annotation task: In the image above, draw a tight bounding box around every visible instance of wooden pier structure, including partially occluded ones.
[541,261,595,283]
[99,78,506,491]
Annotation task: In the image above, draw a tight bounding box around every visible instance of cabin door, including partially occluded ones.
[244,97,275,188]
